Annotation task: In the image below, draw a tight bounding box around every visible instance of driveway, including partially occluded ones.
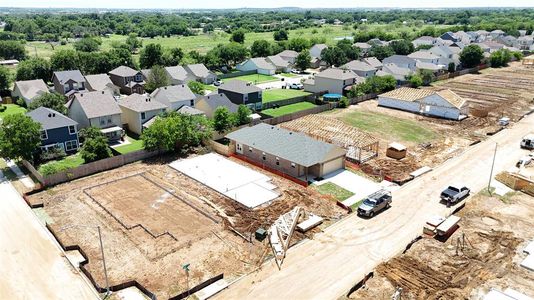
[0,182,99,299]
[312,170,382,206]
[215,112,534,300]
[256,74,311,90]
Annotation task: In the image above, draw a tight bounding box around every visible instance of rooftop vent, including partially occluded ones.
[101,91,105,94]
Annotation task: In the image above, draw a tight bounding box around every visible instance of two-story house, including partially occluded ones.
[341,60,377,78]
[67,91,123,142]
[303,68,362,95]
[217,80,262,111]
[52,70,87,96]
[108,66,145,95]
[26,107,80,156]
[12,79,49,106]
[150,84,197,112]
[118,94,167,135]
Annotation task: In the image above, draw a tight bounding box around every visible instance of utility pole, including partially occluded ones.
[488,142,498,195]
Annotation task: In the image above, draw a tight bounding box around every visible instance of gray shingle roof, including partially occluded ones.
[218,80,262,94]
[383,55,416,66]
[109,66,139,77]
[150,85,196,106]
[71,91,121,119]
[165,66,191,82]
[408,51,440,60]
[185,64,211,78]
[316,68,358,80]
[267,55,290,68]
[197,93,238,113]
[119,94,167,113]
[53,70,85,84]
[226,123,346,167]
[278,50,299,58]
[177,105,205,116]
[14,79,49,100]
[27,107,77,130]
[244,57,276,70]
[84,74,116,91]
[342,60,375,72]
[362,57,383,69]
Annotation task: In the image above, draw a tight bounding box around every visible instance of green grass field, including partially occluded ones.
[262,102,317,117]
[0,104,27,120]
[262,89,311,103]
[113,136,144,154]
[314,182,354,201]
[223,73,279,84]
[38,154,85,175]
[336,110,437,143]
[280,73,298,78]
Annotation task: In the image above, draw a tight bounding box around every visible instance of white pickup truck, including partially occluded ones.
[440,184,470,207]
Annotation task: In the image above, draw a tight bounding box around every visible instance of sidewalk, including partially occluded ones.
[5,159,35,189]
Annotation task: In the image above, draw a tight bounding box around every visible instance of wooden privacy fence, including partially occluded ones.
[24,149,164,187]
[217,70,256,79]
[436,64,489,81]
[262,102,336,125]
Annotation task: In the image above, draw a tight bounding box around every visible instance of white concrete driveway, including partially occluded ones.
[216,112,534,300]
[256,74,311,90]
[312,170,381,206]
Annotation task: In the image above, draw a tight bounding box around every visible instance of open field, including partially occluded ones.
[262,89,311,103]
[0,104,27,120]
[27,154,344,298]
[349,190,534,300]
[262,101,317,117]
[223,73,278,84]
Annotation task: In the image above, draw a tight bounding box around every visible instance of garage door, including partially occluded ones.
[322,158,343,176]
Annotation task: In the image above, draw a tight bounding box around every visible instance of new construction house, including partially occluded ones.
[226,123,346,181]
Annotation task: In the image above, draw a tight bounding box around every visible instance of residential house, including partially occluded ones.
[428,46,459,67]
[184,64,217,84]
[309,44,328,59]
[453,31,472,44]
[195,93,239,118]
[495,35,517,47]
[341,60,376,78]
[150,84,197,112]
[177,106,205,116]
[217,80,263,111]
[52,70,87,96]
[381,63,413,82]
[440,32,459,43]
[362,57,383,70]
[67,91,123,142]
[368,38,388,46]
[236,57,276,75]
[12,79,49,106]
[412,36,436,48]
[480,41,505,53]
[490,30,505,38]
[434,38,454,47]
[27,107,80,155]
[474,43,491,53]
[278,50,299,64]
[226,123,346,180]
[408,51,440,65]
[303,68,361,95]
[164,66,196,85]
[378,87,468,120]
[266,55,292,73]
[118,94,167,135]
[515,35,534,50]
[108,66,145,95]
[84,74,120,96]
[383,55,417,71]
[416,61,443,73]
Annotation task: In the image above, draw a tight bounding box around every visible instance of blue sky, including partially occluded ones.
[3,0,534,9]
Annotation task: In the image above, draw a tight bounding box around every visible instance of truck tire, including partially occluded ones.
[369,211,375,218]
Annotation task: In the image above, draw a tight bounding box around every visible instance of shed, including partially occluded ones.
[386,143,407,160]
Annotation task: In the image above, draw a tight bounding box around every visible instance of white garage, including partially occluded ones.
[236,57,276,75]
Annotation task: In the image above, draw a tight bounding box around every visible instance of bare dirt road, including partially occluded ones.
[216,112,534,300]
[0,181,99,300]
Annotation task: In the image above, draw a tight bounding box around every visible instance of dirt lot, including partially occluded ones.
[348,191,534,300]
[324,63,534,182]
[28,154,344,298]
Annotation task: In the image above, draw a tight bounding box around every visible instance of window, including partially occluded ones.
[64,140,78,151]
[73,82,79,90]
[68,125,76,134]
[100,118,106,126]
[190,99,195,106]
[141,112,146,120]
[262,152,266,161]
[276,157,280,166]
[40,130,48,140]
[63,83,70,92]
[107,117,112,124]
[291,163,296,168]
[135,75,142,82]
[249,147,253,152]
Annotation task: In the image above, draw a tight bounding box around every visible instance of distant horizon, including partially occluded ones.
[2,0,534,10]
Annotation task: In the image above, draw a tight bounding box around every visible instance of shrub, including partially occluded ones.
[338,97,350,108]
[0,105,6,112]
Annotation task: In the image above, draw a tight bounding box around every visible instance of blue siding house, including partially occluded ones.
[26,107,80,154]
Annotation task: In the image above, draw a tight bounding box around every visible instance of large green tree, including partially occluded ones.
[0,66,11,91]
[50,49,80,71]
[336,39,361,60]
[73,37,101,52]
[0,114,41,161]
[139,43,165,69]
[230,29,246,44]
[235,105,252,126]
[287,38,310,52]
[80,127,112,163]
[213,106,233,134]
[250,40,272,57]
[15,57,52,82]
[321,47,348,67]
[28,93,67,114]
[490,49,512,68]
[368,45,395,61]
[459,44,484,68]
[125,33,143,53]
[389,39,415,55]
[273,29,288,41]
[145,65,170,92]
[295,51,312,71]
[0,41,26,60]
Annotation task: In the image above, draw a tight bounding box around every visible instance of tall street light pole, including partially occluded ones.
[61,224,110,297]
[488,142,498,195]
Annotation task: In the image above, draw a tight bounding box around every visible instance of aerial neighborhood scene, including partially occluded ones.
[3,0,534,299]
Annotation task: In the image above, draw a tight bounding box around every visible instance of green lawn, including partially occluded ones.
[38,154,85,175]
[336,110,438,143]
[280,73,298,78]
[262,102,317,117]
[0,104,27,120]
[113,136,144,154]
[262,89,312,103]
[223,73,279,84]
[314,182,354,201]
[201,83,217,92]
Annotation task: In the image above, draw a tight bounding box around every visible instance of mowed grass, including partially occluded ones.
[262,89,311,103]
[262,102,317,117]
[337,110,437,143]
[0,104,27,120]
[314,182,354,201]
[113,136,144,154]
[38,154,85,175]
[223,73,279,84]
